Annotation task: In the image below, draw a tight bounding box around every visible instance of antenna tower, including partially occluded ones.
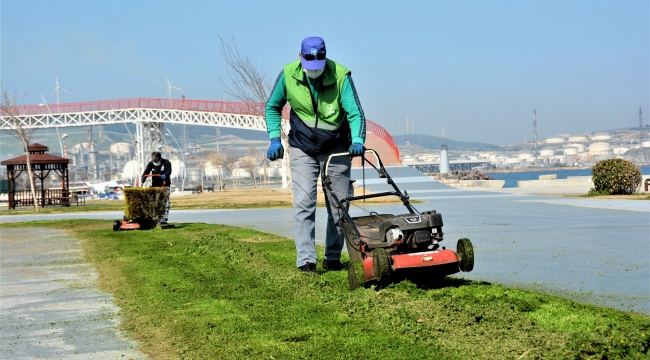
[533,110,538,167]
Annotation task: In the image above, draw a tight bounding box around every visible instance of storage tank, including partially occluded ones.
[552,155,567,164]
[591,132,612,141]
[558,134,571,139]
[568,135,587,142]
[506,157,519,165]
[564,147,578,156]
[566,143,586,152]
[643,141,650,148]
[110,142,133,155]
[612,147,629,155]
[588,142,611,155]
[545,136,566,144]
[518,151,533,160]
[170,159,186,181]
[122,160,140,180]
[204,165,219,179]
[540,147,555,157]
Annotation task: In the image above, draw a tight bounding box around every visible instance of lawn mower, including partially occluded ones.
[113,174,168,231]
[321,149,474,290]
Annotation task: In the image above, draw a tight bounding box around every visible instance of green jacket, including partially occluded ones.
[265,58,366,154]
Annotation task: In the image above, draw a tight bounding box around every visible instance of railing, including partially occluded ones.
[9,98,276,117]
[6,98,400,165]
[9,189,85,208]
[366,119,401,163]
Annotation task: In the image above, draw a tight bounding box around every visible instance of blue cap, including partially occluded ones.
[300,37,326,70]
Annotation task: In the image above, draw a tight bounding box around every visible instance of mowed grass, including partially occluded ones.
[0,188,410,215]
[3,220,648,359]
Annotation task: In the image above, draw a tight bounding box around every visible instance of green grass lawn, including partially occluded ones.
[3,220,648,359]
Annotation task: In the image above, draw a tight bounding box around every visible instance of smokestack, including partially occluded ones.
[439,145,450,174]
[89,141,99,180]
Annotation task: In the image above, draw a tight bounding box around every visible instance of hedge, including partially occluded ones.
[123,187,169,222]
[592,159,642,195]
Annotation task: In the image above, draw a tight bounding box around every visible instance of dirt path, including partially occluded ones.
[0,228,146,359]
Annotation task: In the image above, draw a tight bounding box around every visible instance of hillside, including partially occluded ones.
[393,134,499,151]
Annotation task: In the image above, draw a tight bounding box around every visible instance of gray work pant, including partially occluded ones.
[290,146,351,268]
[164,186,170,220]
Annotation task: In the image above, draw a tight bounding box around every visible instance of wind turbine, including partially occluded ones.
[164,74,184,100]
[51,73,72,105]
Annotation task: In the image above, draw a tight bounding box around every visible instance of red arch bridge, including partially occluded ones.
[0,98,401,185]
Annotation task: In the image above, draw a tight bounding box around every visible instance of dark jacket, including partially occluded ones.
[142,159,172,187]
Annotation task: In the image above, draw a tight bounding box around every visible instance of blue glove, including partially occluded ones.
[161,174,167,181]
[267,137,284,161]
[348,142,364,157]
[140,177,145,184]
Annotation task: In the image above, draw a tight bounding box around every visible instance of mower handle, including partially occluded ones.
[324,149,381,178]
[141,174,166,187]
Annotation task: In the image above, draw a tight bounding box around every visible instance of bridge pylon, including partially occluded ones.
[135,122,165,181]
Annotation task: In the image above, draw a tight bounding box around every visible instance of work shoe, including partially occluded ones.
[298,262,317,274]
[322,260,343,271]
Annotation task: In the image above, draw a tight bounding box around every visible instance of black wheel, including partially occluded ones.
[348,260,365,290]
[457,238,474,272]
[372,248,391,283]
[113,220,122,232]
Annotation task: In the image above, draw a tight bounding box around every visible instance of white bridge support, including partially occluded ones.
[0,100,293,187]
[135,122,165,182]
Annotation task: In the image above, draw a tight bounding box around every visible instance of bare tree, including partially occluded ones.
[219,36,272,108]
[221,149,240,189]
[240,147,261,189]
[219,36,292,188]
[206,152,224,191]
[0,86,39,212]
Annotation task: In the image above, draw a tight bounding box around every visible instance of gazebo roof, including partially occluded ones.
[27,143,49,153]
[1,144,70,166]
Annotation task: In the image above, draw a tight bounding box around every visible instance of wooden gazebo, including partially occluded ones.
[1,143,70,209]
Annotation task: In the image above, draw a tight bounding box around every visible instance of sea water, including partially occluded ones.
[486,166,650,188]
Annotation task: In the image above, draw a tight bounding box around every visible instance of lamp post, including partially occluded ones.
[165,129,186,191]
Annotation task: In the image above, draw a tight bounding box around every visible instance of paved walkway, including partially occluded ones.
[0,228,146,359]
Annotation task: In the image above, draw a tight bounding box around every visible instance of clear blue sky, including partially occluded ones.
[1,0,648,144]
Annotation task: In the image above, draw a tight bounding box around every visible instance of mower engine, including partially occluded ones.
[381,211,444,251]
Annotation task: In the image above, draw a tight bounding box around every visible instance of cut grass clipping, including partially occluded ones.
[6,220,648,359]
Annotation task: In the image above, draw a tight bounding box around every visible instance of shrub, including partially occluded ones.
[592,159,642,195]
[123,187,169,223]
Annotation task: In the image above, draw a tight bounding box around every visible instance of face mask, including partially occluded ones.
[153,161,161,166]
[304,67,324,79]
